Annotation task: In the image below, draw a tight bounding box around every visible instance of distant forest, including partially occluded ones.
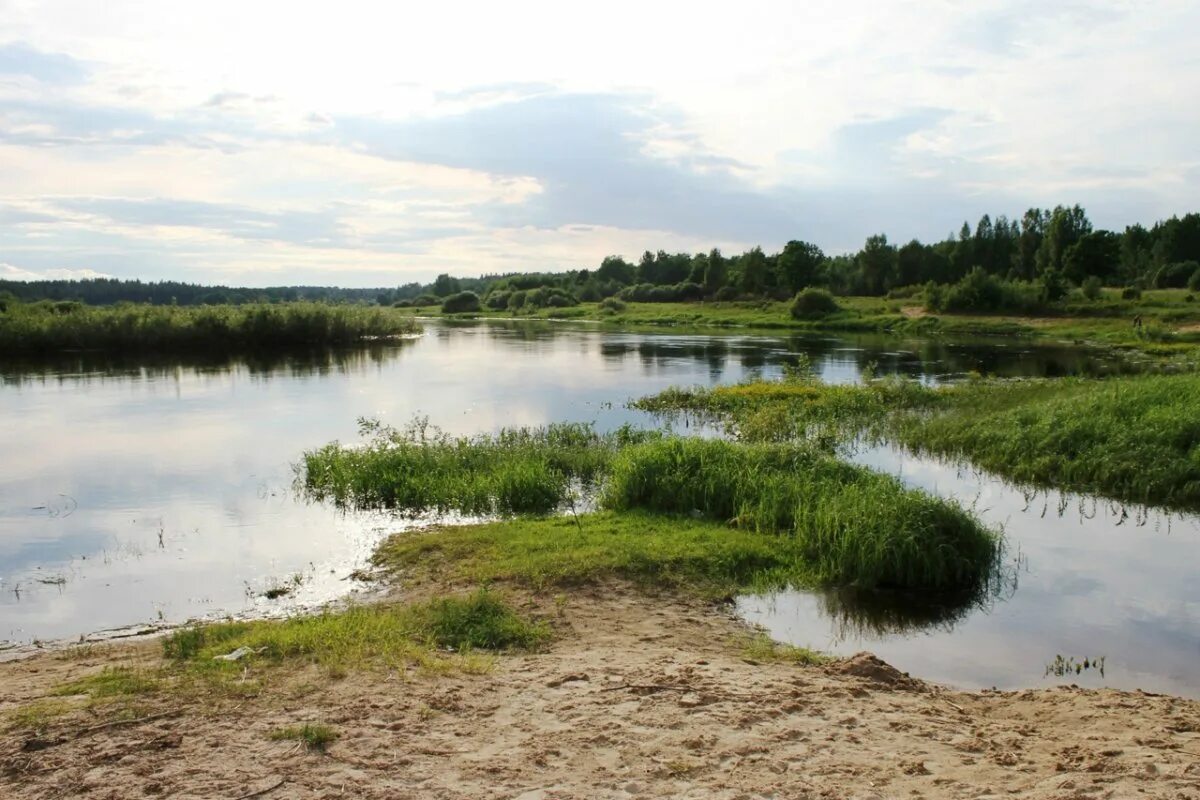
[3,206,1199,307]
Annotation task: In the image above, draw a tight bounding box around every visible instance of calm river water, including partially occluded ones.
[1,320,1195,695]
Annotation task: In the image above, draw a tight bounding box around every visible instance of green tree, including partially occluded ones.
[775,240,824,294]
[738,247,768,295]
[1037,205,1092,275]
[857,235,898,295]
[433,273,462,297]
[704,249,728,295]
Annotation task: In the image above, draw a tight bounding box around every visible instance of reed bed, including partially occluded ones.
[0,301,421,354]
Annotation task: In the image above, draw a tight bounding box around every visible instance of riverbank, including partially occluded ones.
[3,581,1198,799]
[397,291,1200,359]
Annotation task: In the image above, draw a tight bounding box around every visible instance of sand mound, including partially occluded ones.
[828,651,923,689]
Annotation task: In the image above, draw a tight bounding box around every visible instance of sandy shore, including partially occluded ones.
[2,586,1198,799]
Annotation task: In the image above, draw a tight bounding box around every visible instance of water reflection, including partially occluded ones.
[739,441,1200,696]
[0,341,418,387]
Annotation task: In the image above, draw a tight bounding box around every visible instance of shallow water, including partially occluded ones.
[1,320,1192,695]
[739,443,1200,696]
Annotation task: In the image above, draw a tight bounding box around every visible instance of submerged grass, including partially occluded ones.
[0,301,421,355]
[302,418,658,515]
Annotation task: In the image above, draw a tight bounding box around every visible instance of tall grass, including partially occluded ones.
[639,372,1200,510]
[302,418,658,515]
[601,438,1000,592]
[901,374,1200,508]
[0,300,421,355]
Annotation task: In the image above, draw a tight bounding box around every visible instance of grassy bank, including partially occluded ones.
[0,301,421,355]
[639,372,1200,510]
[397,290,1200,357]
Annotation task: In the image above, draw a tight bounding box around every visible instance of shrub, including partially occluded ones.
[924,268,1044,314]
[485,291,511,310]
[441,291,481,314]
[1121,286,1142,300]
[1081,276,1103,300]
[790,288,840,318]
[1188,269,1200,293]
[599,297,626,312]
[1156,261,1200,289]
[713,286,739,302]
[411,294,440,307]
[507,290,527,310]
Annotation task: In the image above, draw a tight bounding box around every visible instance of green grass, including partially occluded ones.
[741,632,829,665]
[51,666,162,699]
[638,371,1200,510]
[0,300,422,355]
[899,374,1200,508]
[395,291,1200,357]
[375,507,1000,601]
[162,589,549,670]
[269,722,338,750]
[601,438,1000,592]
[302,418,657,515]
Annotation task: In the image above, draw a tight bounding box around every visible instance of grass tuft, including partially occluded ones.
[269,722,338,750]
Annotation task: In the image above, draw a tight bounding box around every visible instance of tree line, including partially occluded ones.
[4,207,1198,308]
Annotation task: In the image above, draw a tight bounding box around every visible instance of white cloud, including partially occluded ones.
[0,0,1196,284]
[1,262,111,281]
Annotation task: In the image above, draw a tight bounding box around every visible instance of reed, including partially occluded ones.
[0,301,421,355]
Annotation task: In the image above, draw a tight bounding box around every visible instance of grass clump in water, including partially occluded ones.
[601,438,1000,593]
[302,417,657,515]
[269,722,338,750]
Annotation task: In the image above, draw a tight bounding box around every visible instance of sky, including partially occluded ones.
[0,0,1197,287]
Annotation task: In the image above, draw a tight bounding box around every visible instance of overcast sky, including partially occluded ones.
[1,0,1197,286]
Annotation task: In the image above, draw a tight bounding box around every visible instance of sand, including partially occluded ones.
[2,586,1198,799]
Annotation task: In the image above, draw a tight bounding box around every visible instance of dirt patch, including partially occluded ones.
[2,587,1199,799]
[900,305,927,319]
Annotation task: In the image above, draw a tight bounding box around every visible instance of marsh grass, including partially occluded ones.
[640,370,1200,510]
[0,301,421,355]
[374,508,1001,604]
[601,438,1000,592]
[302,418,658,515]
[901,373,1200,509]
[269,722,338,750]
